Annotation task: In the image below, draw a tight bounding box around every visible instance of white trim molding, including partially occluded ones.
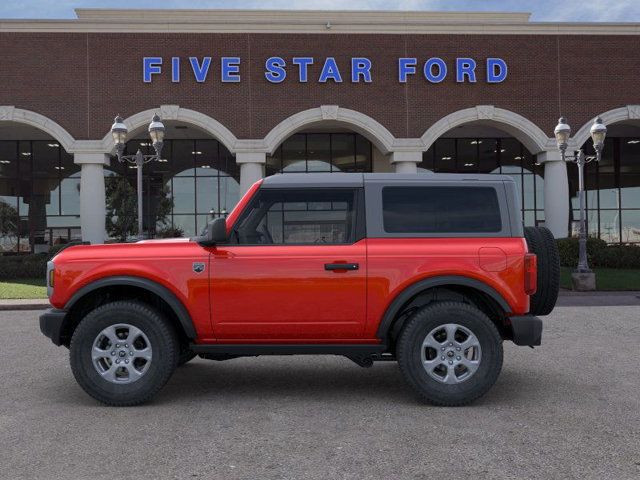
[264,105,396,155]
[421,105,552,154]
[99,105,239,155]
[1,10,639,35]
[570,105,640,149]
[0,106,76,152]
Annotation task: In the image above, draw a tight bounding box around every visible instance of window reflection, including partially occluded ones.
[267,133,373,174]
[0,140,80,253]
[570,137,640,243]
[109,139,240,240]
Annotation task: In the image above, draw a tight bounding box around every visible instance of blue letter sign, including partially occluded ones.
[486,58,508,83]
[143,57,162,83]
[143,56,508,84]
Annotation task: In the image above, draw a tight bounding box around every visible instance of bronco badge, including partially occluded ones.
[192,262,205,273]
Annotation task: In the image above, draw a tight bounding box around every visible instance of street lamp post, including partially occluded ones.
[553,116,607,289]
[111,114,165,240]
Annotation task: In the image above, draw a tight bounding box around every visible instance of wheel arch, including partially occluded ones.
[59,276,196,347]
[376,276,512,343]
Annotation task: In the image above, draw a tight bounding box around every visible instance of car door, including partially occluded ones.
[209,186,367,341]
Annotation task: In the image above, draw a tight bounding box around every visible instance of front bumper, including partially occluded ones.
[39,308,67,346]
[509,315,542,346]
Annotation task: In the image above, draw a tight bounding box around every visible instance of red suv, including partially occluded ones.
[39,173,559,406]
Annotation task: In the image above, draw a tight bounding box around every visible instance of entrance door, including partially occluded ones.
[209,187,367,341]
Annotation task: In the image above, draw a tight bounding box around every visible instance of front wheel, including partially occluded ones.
[396,302,503,406]
[70,301,179,406]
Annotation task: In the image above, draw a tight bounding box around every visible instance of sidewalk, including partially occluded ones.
[1,290,639,311]
[556,289,640,307]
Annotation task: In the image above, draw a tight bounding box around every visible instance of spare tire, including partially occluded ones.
[524,226,560,316]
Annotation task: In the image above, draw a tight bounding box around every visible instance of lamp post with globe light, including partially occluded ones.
[110,114,165,240]
[553,116,607,289]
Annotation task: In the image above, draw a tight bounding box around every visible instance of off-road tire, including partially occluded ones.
[524,226,560,316]
[396,302,503,406]
[70,300,178,406]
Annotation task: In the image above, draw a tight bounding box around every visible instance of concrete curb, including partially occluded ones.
[0,299,50,311]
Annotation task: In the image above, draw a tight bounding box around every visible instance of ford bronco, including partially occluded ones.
[39,173,559,406]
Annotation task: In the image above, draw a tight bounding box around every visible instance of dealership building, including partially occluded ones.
[0,9,639,252]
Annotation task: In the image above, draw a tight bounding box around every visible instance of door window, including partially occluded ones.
[234,189,358,245]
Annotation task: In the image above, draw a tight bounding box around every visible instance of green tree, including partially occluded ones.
[0,200,20,250]
[105,176,173,242]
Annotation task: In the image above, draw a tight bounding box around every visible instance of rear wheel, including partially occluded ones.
[397,302,503,406]
[70,300,178,406]
[524,226,560,315]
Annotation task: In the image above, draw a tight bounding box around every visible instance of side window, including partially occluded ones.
[234,189,358,245]
[382,186,502,233]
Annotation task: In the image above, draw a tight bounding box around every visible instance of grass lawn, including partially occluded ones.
[0,278,47,299]
[560,267,640,291]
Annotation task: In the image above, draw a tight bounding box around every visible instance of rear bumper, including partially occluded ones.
[509,315,542,346]
[39,308,67,346]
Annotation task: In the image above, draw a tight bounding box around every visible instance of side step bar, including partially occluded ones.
[190,343,387,356]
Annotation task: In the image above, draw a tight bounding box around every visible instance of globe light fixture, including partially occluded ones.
[110,112,166,240]
[553,117,571,156]
[552,115,607,290]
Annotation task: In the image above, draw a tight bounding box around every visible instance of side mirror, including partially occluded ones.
[193,217,227,246]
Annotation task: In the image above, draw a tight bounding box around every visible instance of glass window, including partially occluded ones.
[457,138,479,171]
[479,139,499,173]
[172,140,195,176]
[0,141,18,178]
[235,189,356,245]
[355,134,372,172]
[282,135,306,173]
[382,186,502,234]
[306,134,331,172]
[332,134,355,172]
[434,139,456,173]
[621,210,640,243]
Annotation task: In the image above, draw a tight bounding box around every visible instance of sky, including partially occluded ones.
[0,0,639,22]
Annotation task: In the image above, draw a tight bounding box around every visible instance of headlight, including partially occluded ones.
[46,260,55,297]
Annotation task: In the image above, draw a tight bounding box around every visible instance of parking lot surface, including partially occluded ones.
[1,306,639,479]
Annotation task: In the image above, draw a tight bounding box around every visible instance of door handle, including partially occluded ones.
[324,263,359,271]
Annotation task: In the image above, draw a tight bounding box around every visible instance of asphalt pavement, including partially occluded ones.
[0,306,639,479]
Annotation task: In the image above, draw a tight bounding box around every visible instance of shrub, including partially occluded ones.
[0,254,48,280]
[155,226,184,239]
[597,245,640,269]
[556,237,608,267]
[556,237,640,269]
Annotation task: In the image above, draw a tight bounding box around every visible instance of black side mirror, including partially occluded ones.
[192,217,227,246]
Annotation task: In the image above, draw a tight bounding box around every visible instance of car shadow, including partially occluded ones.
[152,357,543,408]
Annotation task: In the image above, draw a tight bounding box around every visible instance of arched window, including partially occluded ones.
[419,137,544,227]
[0,140,79,253]
[110,138,239,239]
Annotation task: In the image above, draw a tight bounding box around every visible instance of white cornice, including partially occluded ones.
[0,9,638,35]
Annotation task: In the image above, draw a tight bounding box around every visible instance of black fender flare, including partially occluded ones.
[65,276,197,339]
[376,275,512,340]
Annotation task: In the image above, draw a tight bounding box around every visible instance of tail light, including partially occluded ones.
[524,253,537,295]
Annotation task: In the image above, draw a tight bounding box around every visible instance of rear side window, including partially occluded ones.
[382,186,502,234]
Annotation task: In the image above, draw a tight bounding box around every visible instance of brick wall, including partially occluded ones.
[0,32,638,141]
